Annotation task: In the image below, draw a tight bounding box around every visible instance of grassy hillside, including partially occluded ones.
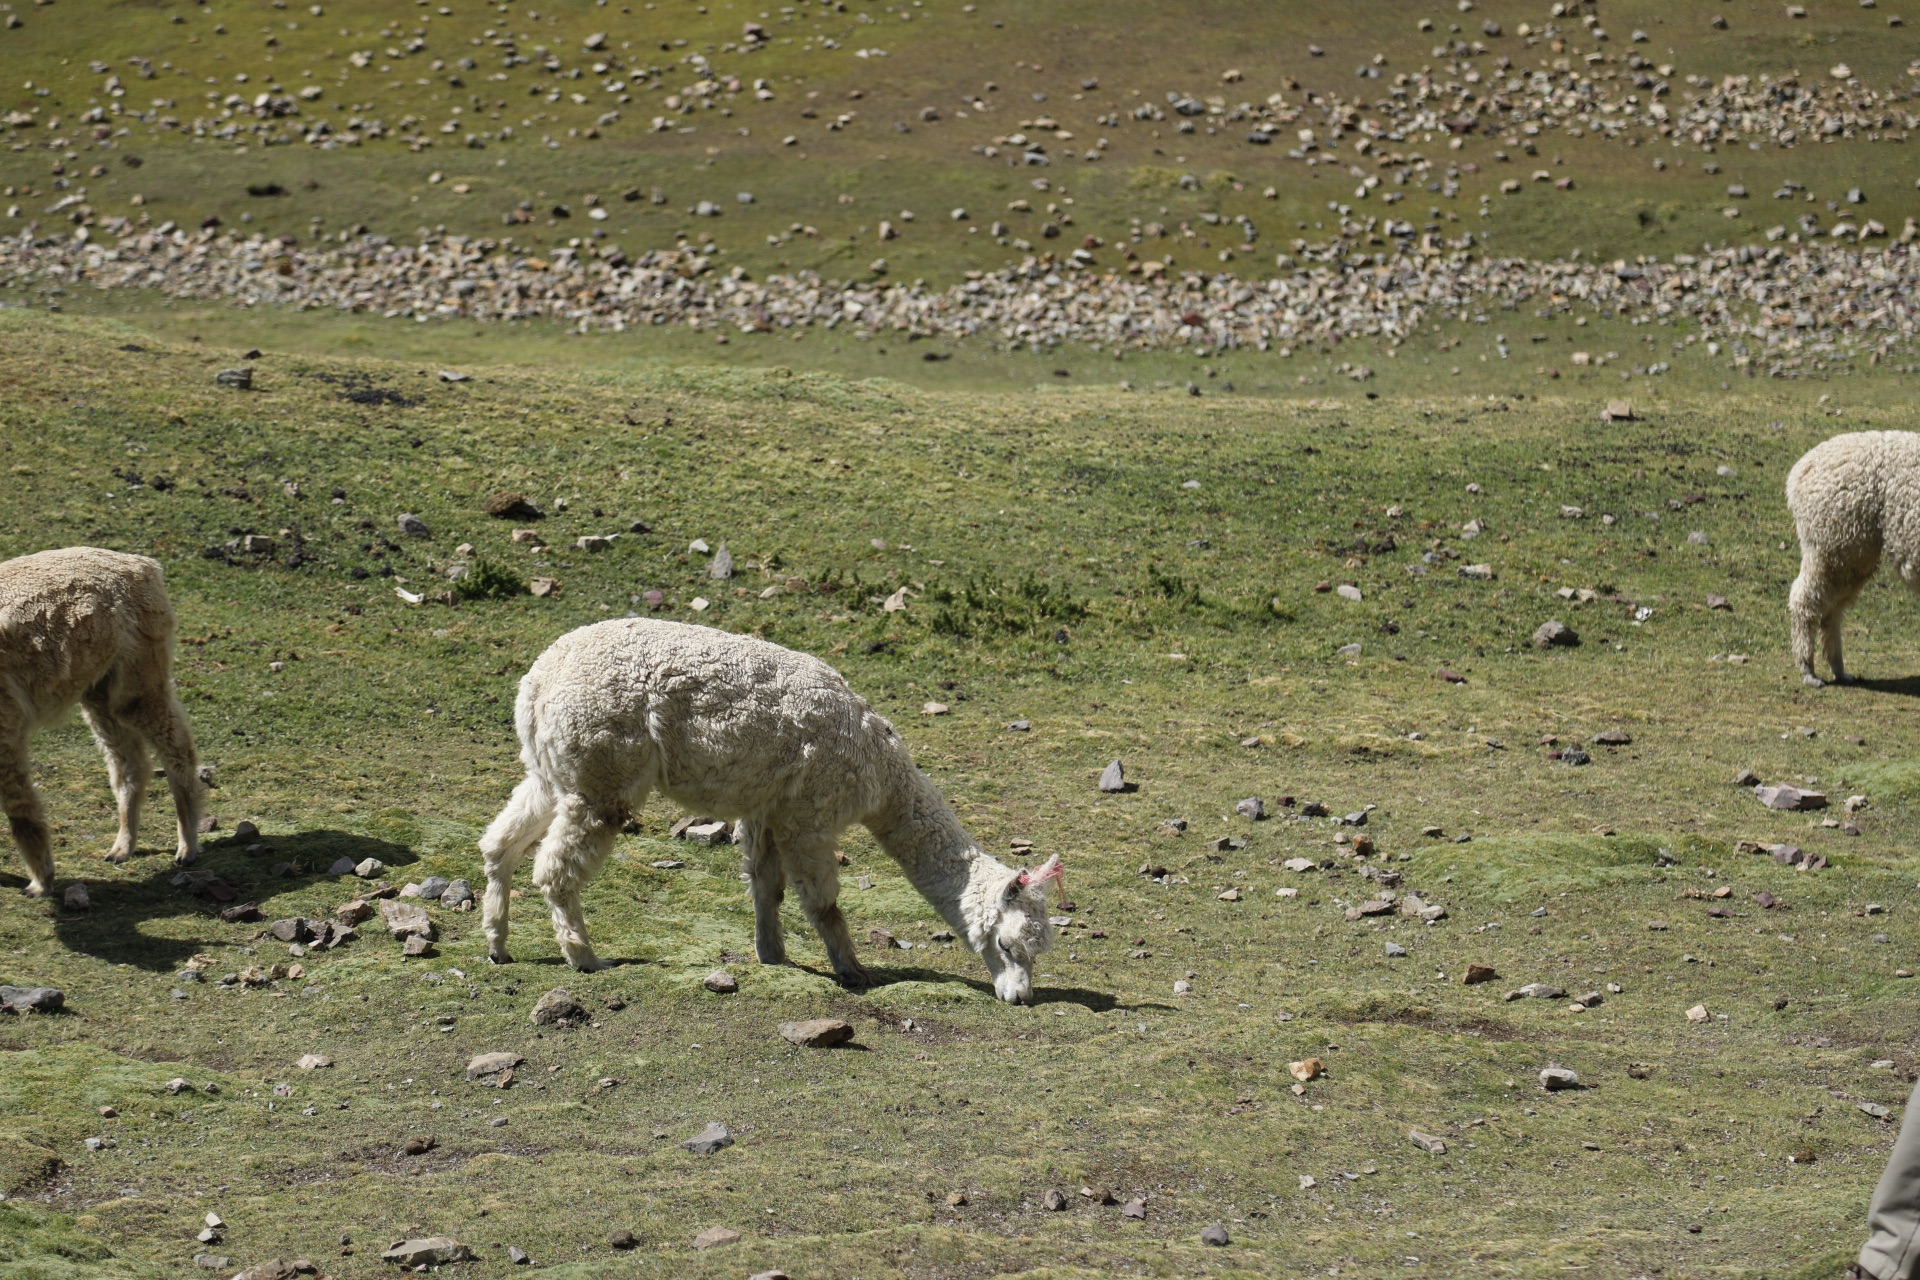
[5,0,1920,286]
[0,312,1914,1276]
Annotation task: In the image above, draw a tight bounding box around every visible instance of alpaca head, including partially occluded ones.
[982,854,1061,1005]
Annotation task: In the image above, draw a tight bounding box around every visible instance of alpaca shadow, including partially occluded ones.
[1850,675,1920,699]
[41,829,418,972]
[844,962,1129,1014]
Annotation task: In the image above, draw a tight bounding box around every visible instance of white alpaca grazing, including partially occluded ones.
[0,547,206,896]
[480,619,1062,1003]
[1786,431,1920,686]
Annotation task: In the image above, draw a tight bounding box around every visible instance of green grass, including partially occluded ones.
[0,311,1917,1275]
[6,0,1920,287]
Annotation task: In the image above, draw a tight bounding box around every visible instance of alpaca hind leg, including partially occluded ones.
[529,793,618,971]
[0,730,52,898]
[81,700,147,865]
[739,820,789,965]
[479,774,555,964]
[119,674,204,864]
[783,833,870,988]
[1790,551,1873,686]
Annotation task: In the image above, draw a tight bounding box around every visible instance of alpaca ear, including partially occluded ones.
[1001,871,1026,906]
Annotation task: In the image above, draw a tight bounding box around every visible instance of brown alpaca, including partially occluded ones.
[0,548,206,895]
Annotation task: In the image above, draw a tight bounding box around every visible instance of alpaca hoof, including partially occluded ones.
[173,846,198,867]
[104,848,132,866]
[1802,672,1826,688]
[488,949,514,966]
[835,963,876,990]
[566,952,609,973]
[21,883,47,899]
[1832,672,1858,686]
[755,941,789,966]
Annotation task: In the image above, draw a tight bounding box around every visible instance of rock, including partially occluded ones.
[1686,1003,1710,1023]
[336,901,375,927]
[1707,593,1731,611]
[441,879,475,909]
[402,935,433,956]
[483,491,544,520]
[530,578,558,598]
[380,1238,473,1266]
[1409,1129,1448,1154]
[1458,564,1494,581]
[681,1122,733,1154]
[194,1257,231,1271]
[575,535,613,553]
[1503,983,1566,1001]
[397,512,431,538]
[1042,1189,1068,1211]
[1464,963,1498,984]
[508,1246,531,1265]
[1593,729,1633,746]
[749,1272,792,1280]
[268,918,312,943]
[60,882,90,911]
[230,1263,300,1280]
[1200,1223,1231,1247]
[1559,748,1591,766]
[380,900,434,941]
[1097,759,1128,793]
[215,367,253,390]
[1384,941,1408,958]
[466,1051,523,1081]
[1289,1057,1325,1081]
[295,1054,332,1070]
[1861,1102,1893,1119]
[1539,1066,1581,1090]
[692,1226,741,1249]
[1336,583,1363,601]
[417,875,451,900]
[1532,620,1579,648]
[1601,398,1636,421]
[709,545,734,579]
[1756,784,1827,811]
[1217,888,1241,902]
[353,857,385,878]
[779,1018,853,1048]
[401,1135,436,1156]
[684,820,733,845]
[0,986,63,1014]
[1234,796,1265,820]
[704,970,738,994]
[327,857,357,876]
[529,987,585,1026]
[1121,1199,1147,1219]
[1732,769,1761,787]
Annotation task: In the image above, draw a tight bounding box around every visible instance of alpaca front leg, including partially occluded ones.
[529,794,617,972]
[82,705,148,865]
[787,839,870,988]
[1788,570,1828,686]
[738,820,788,966]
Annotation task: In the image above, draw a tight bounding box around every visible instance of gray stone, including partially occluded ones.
[1098,759,1127,793]
[1540,1066,1582,1090]
[684,820,733,845]
[215,367,252,389]
[704,970,738,994]
[682,1122,734,1154]
[380,1238,474,1266]
[327,857,357,876]
[397,512,431,538]
[1234,796,1265,820]
[1384,941,1408,957]
[440,879,474,909]
[417,875,451,900]
[353,857,385,878]
[508,1246,531,1265]
[1042,1189,1068,1211]
[466,1051,524,1080]
[1532,619,1579,648]
[575,535,613,553]
[0,986,63,1014]
[1409,1128,1448,1154]
[529,986,584,1026]
[63,883,90,911]
[1200,1223,1231,1247]
[779,1018,854,1048]
[709,545,734,579]
[1756,784,1827,811]
[380,900,434,940]
[1504,983,1567,1001]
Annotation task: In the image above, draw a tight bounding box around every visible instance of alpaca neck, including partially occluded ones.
[866,763,1011,940]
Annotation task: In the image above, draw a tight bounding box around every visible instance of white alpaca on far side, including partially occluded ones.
[479,619,1060,1003]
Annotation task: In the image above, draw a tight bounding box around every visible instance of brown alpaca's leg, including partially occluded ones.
[0,727,53,897]
[739,820,789,966]
[118,665,204,863]
[783,832,870,988]
[1790,546,1875,686]
[81,697,148,865]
